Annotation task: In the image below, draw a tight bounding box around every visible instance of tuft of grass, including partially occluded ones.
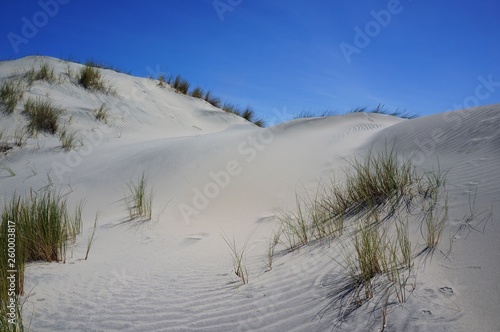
[267,228,282,270]
[204,90,221,108]
[23,97,64,135]
[13,126,28,147]
[191,86,204,98]
[221,230,253,284]
[338,214,415,305]
[241,106,266,127]
[82,59,130,74]
[59,127,82,151]
[350,104,417,119]
[77,63,113,93]
[0,79,24,114]
[125,171,154,221]
[222,102,238,114]
[294,109,336,119]
[0,190,82,295]
[93,103,109,124]
[24,62,56,85]
[172,75,190,94]
[157,75,167,88]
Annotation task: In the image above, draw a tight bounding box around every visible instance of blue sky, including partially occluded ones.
[1,0,499,123]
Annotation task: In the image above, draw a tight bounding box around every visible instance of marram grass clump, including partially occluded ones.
[23,97,64,135]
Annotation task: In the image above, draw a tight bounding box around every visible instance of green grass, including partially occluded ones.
[125,171,154,221]
[203,90,221,108]
[172,75,190,94]
[293,110,336,119]
[191,86,204,98]
[81,59,130,74]
[0,79,24,114]
[77,63,113,93]
[272,147,448,314]
[0,190,82,330]
[59,127,82,151]
[85,212,99,260]
[338,214,414,305]
[157,75,167,88]
[221,230,253,284]
[350,105,417,119]
[93,103,109,124]
[241,106,266,127]
[23,97,64,135]
[23,62,56,85]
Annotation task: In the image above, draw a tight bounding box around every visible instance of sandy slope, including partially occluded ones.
[0,57,499,331]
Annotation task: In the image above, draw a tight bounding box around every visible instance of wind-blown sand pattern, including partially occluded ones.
[1,56,498,331]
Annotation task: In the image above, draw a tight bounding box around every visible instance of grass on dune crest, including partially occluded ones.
[23,62,56,85]
[350,104,418,119]
[77,62,114,93]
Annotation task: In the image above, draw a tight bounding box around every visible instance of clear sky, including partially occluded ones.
[1,0,499,123]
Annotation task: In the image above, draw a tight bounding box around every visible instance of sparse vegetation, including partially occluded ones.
[204,90,221,108]
[350,105,417,119]
[157,75,167,88]
[191,86,204,98]
[241,106,266,127]
[59,127,82,151]
[0,79,24,114]
[78,63,113,93]
[221,230,253,284]
[85,212,99,260]
[24,62,56,84]
[172,75,190,94]
[272,147,448,320]
[93,103,109,124]
[293,109,336,119]
[23,97,64,135]
[0,189,82,330]
[81,59,130,75]
[125,171,154,221]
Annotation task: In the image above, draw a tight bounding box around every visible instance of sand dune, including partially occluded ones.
[0,57,498,331]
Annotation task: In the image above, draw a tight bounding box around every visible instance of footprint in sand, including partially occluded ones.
[439,286,454,297]
[184,232,209,245]
[422,310,432,317]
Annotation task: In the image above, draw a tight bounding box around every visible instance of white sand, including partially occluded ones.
[1,56,499,331]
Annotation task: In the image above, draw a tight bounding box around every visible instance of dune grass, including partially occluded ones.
[81,59,130,75]
[0,80,24,115]
[157,74,167,88]
[191,86,204,98]
[0,190,82,330]
[273,147,447,313]
[23,97,64,135]
[93,103,109,124]
[59,127,82,151]
[350,105,417,119]
[221,230,253,284]
[78,63,113,93]
[203,90,221,108]
[24,62,56,85]
[85,212,99,260]
[125,171,154,221]
[293,109,336,119]
[241,106,266,127]
[172,75,190,95]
